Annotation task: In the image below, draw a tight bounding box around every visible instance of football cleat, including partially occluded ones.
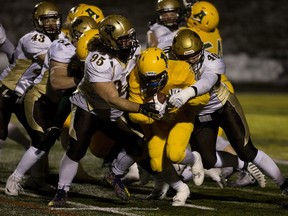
[5,174,24,196]
[191,151,205,186]
[172,183,190,206]
[204,168,225,188]
[48,189,67,207]
[247,163,266,188]
[228,170,256,187]
[104,170,130,201]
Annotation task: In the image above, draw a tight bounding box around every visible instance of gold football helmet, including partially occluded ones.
[172,28,204,76]
[187,1,219,32]
[137,48,168,97]
[76,29,100,61]
[98,15,137,52]
[156,0,181,28]
[32,1,61,37]
[69,16,98,46]
[67,4,104,25]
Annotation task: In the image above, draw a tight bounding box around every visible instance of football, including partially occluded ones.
[155,92,167,104]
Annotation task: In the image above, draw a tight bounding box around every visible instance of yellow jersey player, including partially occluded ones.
[125,47,209,206]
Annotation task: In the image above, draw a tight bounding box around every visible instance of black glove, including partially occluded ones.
[138,102,160,119]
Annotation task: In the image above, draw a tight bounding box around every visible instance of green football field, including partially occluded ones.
[0,92,288,216]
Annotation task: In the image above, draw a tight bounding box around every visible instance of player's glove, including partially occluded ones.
[138,102,163,120]
[168,86,197,108]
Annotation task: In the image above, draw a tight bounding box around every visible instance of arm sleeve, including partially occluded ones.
[192,72,219,95]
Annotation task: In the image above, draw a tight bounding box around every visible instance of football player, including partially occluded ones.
[47,15,161,207]
[0,1,63,195]
[169,28,288,196]
[185,1,265,187]
[147,0,184,53]
[108,47,209,206]
[5,16,98,196]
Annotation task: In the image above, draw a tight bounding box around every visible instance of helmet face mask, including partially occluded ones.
[137,48,169,98]
[39,16,61,35]
[32,1,62,37]
[158,10,180,27]
[156,0,181,28]
[139,71,168,98]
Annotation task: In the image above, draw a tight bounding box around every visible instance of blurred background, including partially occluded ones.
[0,0,288,89]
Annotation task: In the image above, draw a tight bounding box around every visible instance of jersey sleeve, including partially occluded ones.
[22,32,52,59]
[50,39,76,63]
[85,52,113,83]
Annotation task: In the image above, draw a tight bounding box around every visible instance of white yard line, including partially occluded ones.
[184,204,215,210]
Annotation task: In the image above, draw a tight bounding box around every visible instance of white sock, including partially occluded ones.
[179,149,196,165]
[58,154,79,191]
[14,146,46,177]
[253,150,285,186]
[161,163,184,191]
[111,149,135,176]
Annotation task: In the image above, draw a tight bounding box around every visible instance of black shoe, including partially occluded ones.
[104,170,130,201]
[48,189,67,207]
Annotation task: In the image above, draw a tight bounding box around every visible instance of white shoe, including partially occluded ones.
[146,179,170,200]
[172,183,190,206]
[121,163,140,184]
[204,168,225,188]
[191,151,204,186]
[5,174,24,196]
[247,163,266,188]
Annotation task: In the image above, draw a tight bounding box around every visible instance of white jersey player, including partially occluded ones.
[147,0,183,54]
[48,15,162,208]
[170,28,288,195]
[5,15,98,197]
[0,2,62,150]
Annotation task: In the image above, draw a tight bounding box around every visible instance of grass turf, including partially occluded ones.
[0,92,288,216]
